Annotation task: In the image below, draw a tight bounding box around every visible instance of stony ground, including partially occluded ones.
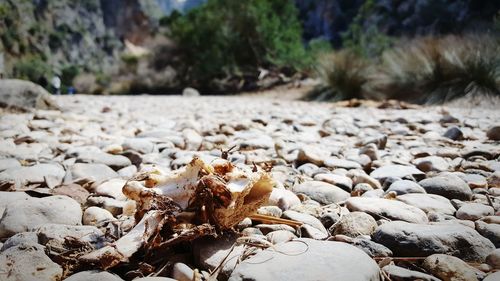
[0,94,500,281]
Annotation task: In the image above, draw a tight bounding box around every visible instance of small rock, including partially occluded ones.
[0,79,59,110]
[370,164,425,181]
[1,232,39,251]
[172,263,194,281]
[419,174,473,200]
[386,180,426,195]
[0,158,20,172]
[346,197,428,223]
[475,221,500,247]
[333,211,377,237]
[36,223,105,249]
[296,145,324,166]
[228,239,380,281]
[71,163,119,183]
[266,230,297,244]
[352,238,393,257]
[0,243,63,281]
[324,158,362,170]
[486,126,500,141]
[414,156,449,172]
[0,163,65,188]
[182,87,200,97]
[86,196,126,216]
[373,221,495,262]
[122,138,156,154]
[313,173,353,192]
[0,195,82,238]
[396,193,456,215]
[83,206,116,226]
[117,165,137,178]
[291,180,350,205]
[255,224,296,235]
[65,270,124,281]
[456,203,494,221]
[193,235,245,279]
[282,210,327,235]
[486,248,500,269]
[443,126,464,140]
[268,188,301,211]
[484,272,500,281]
[257,206,282,218]
[94,178,127,200]
[183,128,202,151]
[423,254,484,281]
[52,184,90,204]
[382,265,439,281]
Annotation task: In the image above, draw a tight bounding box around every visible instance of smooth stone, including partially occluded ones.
[486,126,500,141]
[456,203,494,221]
[83,206,116,226]
[0,195,82,238]
[300,224,328,239]
[122,138,156,154]
[423,254,484,281]
[487,171,500,188]
[346,197,428,224]
[296,145,325,166]
[443,126,464,140]
[291,180,350,205]
[76,151,131,170]
[296,163,320,177]
[193,235,245,280]
[266,230,297,244]
[117,165,137,178]
[282,210,327,235]
[86,196,126,216]
[134,278,177,281]
[172,262,194,281]
[475,221,500,247]
[229,239,380,281]
[241,227,264,237]
[348,170,382,189]
[370,164,424,181]
[0,163,65,187]
[255,224,296,235]
[373,221,495,262]
[1,232,39,251]
[257,206,282,218]
[419,174,473,200]
[0,191,30,217]
[268,188,301,211]
[414,156,449,172]
[52,184,90,204]
[324,158,362,170]
[382,265,439,281]
[36,223,105,249]
[313,173,353,192]
[0,243,62,281]
[183,128,203,151]
[65,270,124,281]
[71,163,119,183]
[239,134,274,150]
[0,158,20,172]
[484,272,500,281]
[333,211,377,237]
[386,180,426,195]
[396,193,456,215]
[94,178,127,200]
[461,173,488,189]
[352,238,393,257]
[486,248,500,269]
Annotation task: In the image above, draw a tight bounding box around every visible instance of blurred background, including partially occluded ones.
[0,0,499,103]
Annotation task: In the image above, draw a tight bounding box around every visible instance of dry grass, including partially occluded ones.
[313,35,500,104]
[311,50,369,101]
[369,35,500,103]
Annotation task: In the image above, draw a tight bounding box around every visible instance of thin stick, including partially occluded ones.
[249,214,303,228]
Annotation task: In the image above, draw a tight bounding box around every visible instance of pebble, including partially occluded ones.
[486,248,500,269]
[382,265,439,281]
[65,270,124,281]
[333,211,377,237]
[172,262,195,281]
[346,197,429,223]
[291,180,350,204]
[71,163,119,183]
[386,179,426,195]
[396,193,456,215]
[0,243,63,281]
[423,254,485,281]
[373,221,495,262]
[370,164,425,181]
[419,174,473,200]
[229,239,380,281]
[83,206,116,226]
[456,203,494,221]
[0,195,82,238]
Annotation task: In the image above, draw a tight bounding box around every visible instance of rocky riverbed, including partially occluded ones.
[0,94,499,281]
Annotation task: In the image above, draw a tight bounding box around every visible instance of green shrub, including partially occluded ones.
[341,0,392,58]
[167,0,306,90]
[371,35,500,103]
[12,56,52,83]
[61,65,80,86]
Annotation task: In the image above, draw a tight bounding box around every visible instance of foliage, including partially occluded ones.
[341,0,392,58]
[167,0,306,90]
[12,56,52,82]
[311,50,369,101]
[61,65,80,86]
